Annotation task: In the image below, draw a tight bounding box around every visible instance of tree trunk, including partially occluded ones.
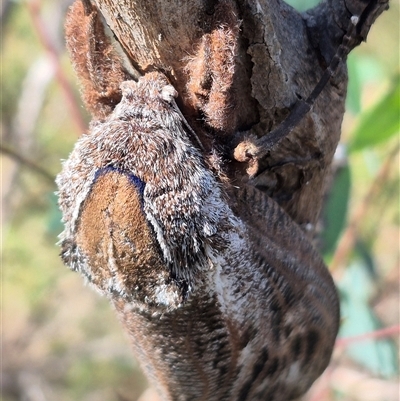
[59,0,388,400]
[91,0,387,231]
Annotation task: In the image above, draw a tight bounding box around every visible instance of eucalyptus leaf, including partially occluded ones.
[346,54,362,114]
[284,0,321,12]
[47,192,64,238]
[322,165,351,257]
[348,76,400,152]
[345,54,383,115]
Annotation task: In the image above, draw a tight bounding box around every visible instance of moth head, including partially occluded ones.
[118,72,177,106]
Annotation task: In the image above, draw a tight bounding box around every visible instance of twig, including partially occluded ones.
[335,324,400,348]
[330,143,400,271]
[1,144,55,184]
[26,0,87,134]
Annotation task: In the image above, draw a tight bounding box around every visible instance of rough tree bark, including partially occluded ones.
[91,0,387,233]
[59,0,388,400]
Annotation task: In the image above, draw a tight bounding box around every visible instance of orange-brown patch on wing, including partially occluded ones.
[76,170,164,294]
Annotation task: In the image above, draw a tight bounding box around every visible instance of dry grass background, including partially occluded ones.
[1,0,399,400]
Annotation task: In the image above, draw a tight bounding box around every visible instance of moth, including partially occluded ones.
[56,0,347,399]
[56,70,339,400]
[57,73,226,306]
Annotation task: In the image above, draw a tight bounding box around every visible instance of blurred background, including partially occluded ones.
[1,0,399,400]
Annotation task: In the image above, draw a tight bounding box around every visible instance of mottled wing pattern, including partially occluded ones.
[57,72,340,401]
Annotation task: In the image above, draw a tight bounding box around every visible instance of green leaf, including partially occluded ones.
[346,54,362,114]
[47,192,63,238]
[284,0,321,12]
[346,54,385,115]
[322,165,351,257]
[338,258,399,378]
[348,76,400,152]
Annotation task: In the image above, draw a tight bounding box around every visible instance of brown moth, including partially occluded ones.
[57,71,339,400]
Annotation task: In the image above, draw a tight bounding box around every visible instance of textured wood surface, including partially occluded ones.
[90,0,388,232]
[59,1,388,400]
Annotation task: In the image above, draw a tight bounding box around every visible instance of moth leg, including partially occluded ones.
[185,2,240,134]
[65,0,132,120]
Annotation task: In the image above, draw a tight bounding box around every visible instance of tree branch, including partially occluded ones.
[90,0,388,231]
[1,144,55,184]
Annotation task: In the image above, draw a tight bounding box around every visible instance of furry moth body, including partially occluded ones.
[57,72,339,400]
